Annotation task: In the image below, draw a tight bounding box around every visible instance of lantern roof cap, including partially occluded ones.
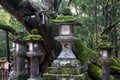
[98,35,114,49]
[0,57,7,63]
[13,30,25,44]
[24,29,43,42]
[52,16,81,26]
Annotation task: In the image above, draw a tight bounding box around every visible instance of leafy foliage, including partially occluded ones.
[0,6,24,57]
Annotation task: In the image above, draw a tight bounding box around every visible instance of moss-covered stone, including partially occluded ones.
[47,67,82,75]
[110,56,120,75]
[110,66,120,75]
[88,62,115,80]
[24,35,42,41]
[24,29,43,42]
[74,40,98,64]
[43,73,56,80]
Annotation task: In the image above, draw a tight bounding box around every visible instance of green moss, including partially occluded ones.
[43,73,56,80]
[0,23,17,34]
[52,16,75,23]
[98,42,114,49]
[88,63,102,79]
[24,35,42,41]
[98,35,114,49]
[88,63,115,80]
[74,40,98,64]
[110,66,120,75]
[61,74,70,77]
[44,73,55,76]
[110,76,115,80]
[78,74,85,77]
[24,29,43,42]
[111,56,120,67]
[110,56,120,75]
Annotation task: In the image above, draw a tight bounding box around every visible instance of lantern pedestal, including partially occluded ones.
[27,52,42,80]
[43,33,87,80]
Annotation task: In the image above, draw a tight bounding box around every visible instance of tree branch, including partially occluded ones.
[101,20,120,35]
[0,23,17,34]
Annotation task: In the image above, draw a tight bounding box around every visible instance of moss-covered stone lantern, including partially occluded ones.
[12,30,26,78]
[98,35,114,59]
[98,35,114,80]
[24,29,43,80]
[43,8,87,80]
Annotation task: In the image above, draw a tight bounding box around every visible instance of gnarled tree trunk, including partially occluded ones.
[0,0,60,75]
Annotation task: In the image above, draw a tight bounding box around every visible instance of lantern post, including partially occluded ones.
[13,31,26,76]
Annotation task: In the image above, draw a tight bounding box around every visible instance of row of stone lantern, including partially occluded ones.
[10,29,43,80]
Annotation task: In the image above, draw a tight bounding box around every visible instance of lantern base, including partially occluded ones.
[43,59,88,80]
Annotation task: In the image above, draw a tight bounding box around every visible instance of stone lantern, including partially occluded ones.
[98,35,114,80]
[24,29,43,80]
[43,13,87,80]
[13,31,26,76]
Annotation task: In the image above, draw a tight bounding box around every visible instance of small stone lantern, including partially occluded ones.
[98,35,114,80]
[13,31,26,76]
[24,29,43,80]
